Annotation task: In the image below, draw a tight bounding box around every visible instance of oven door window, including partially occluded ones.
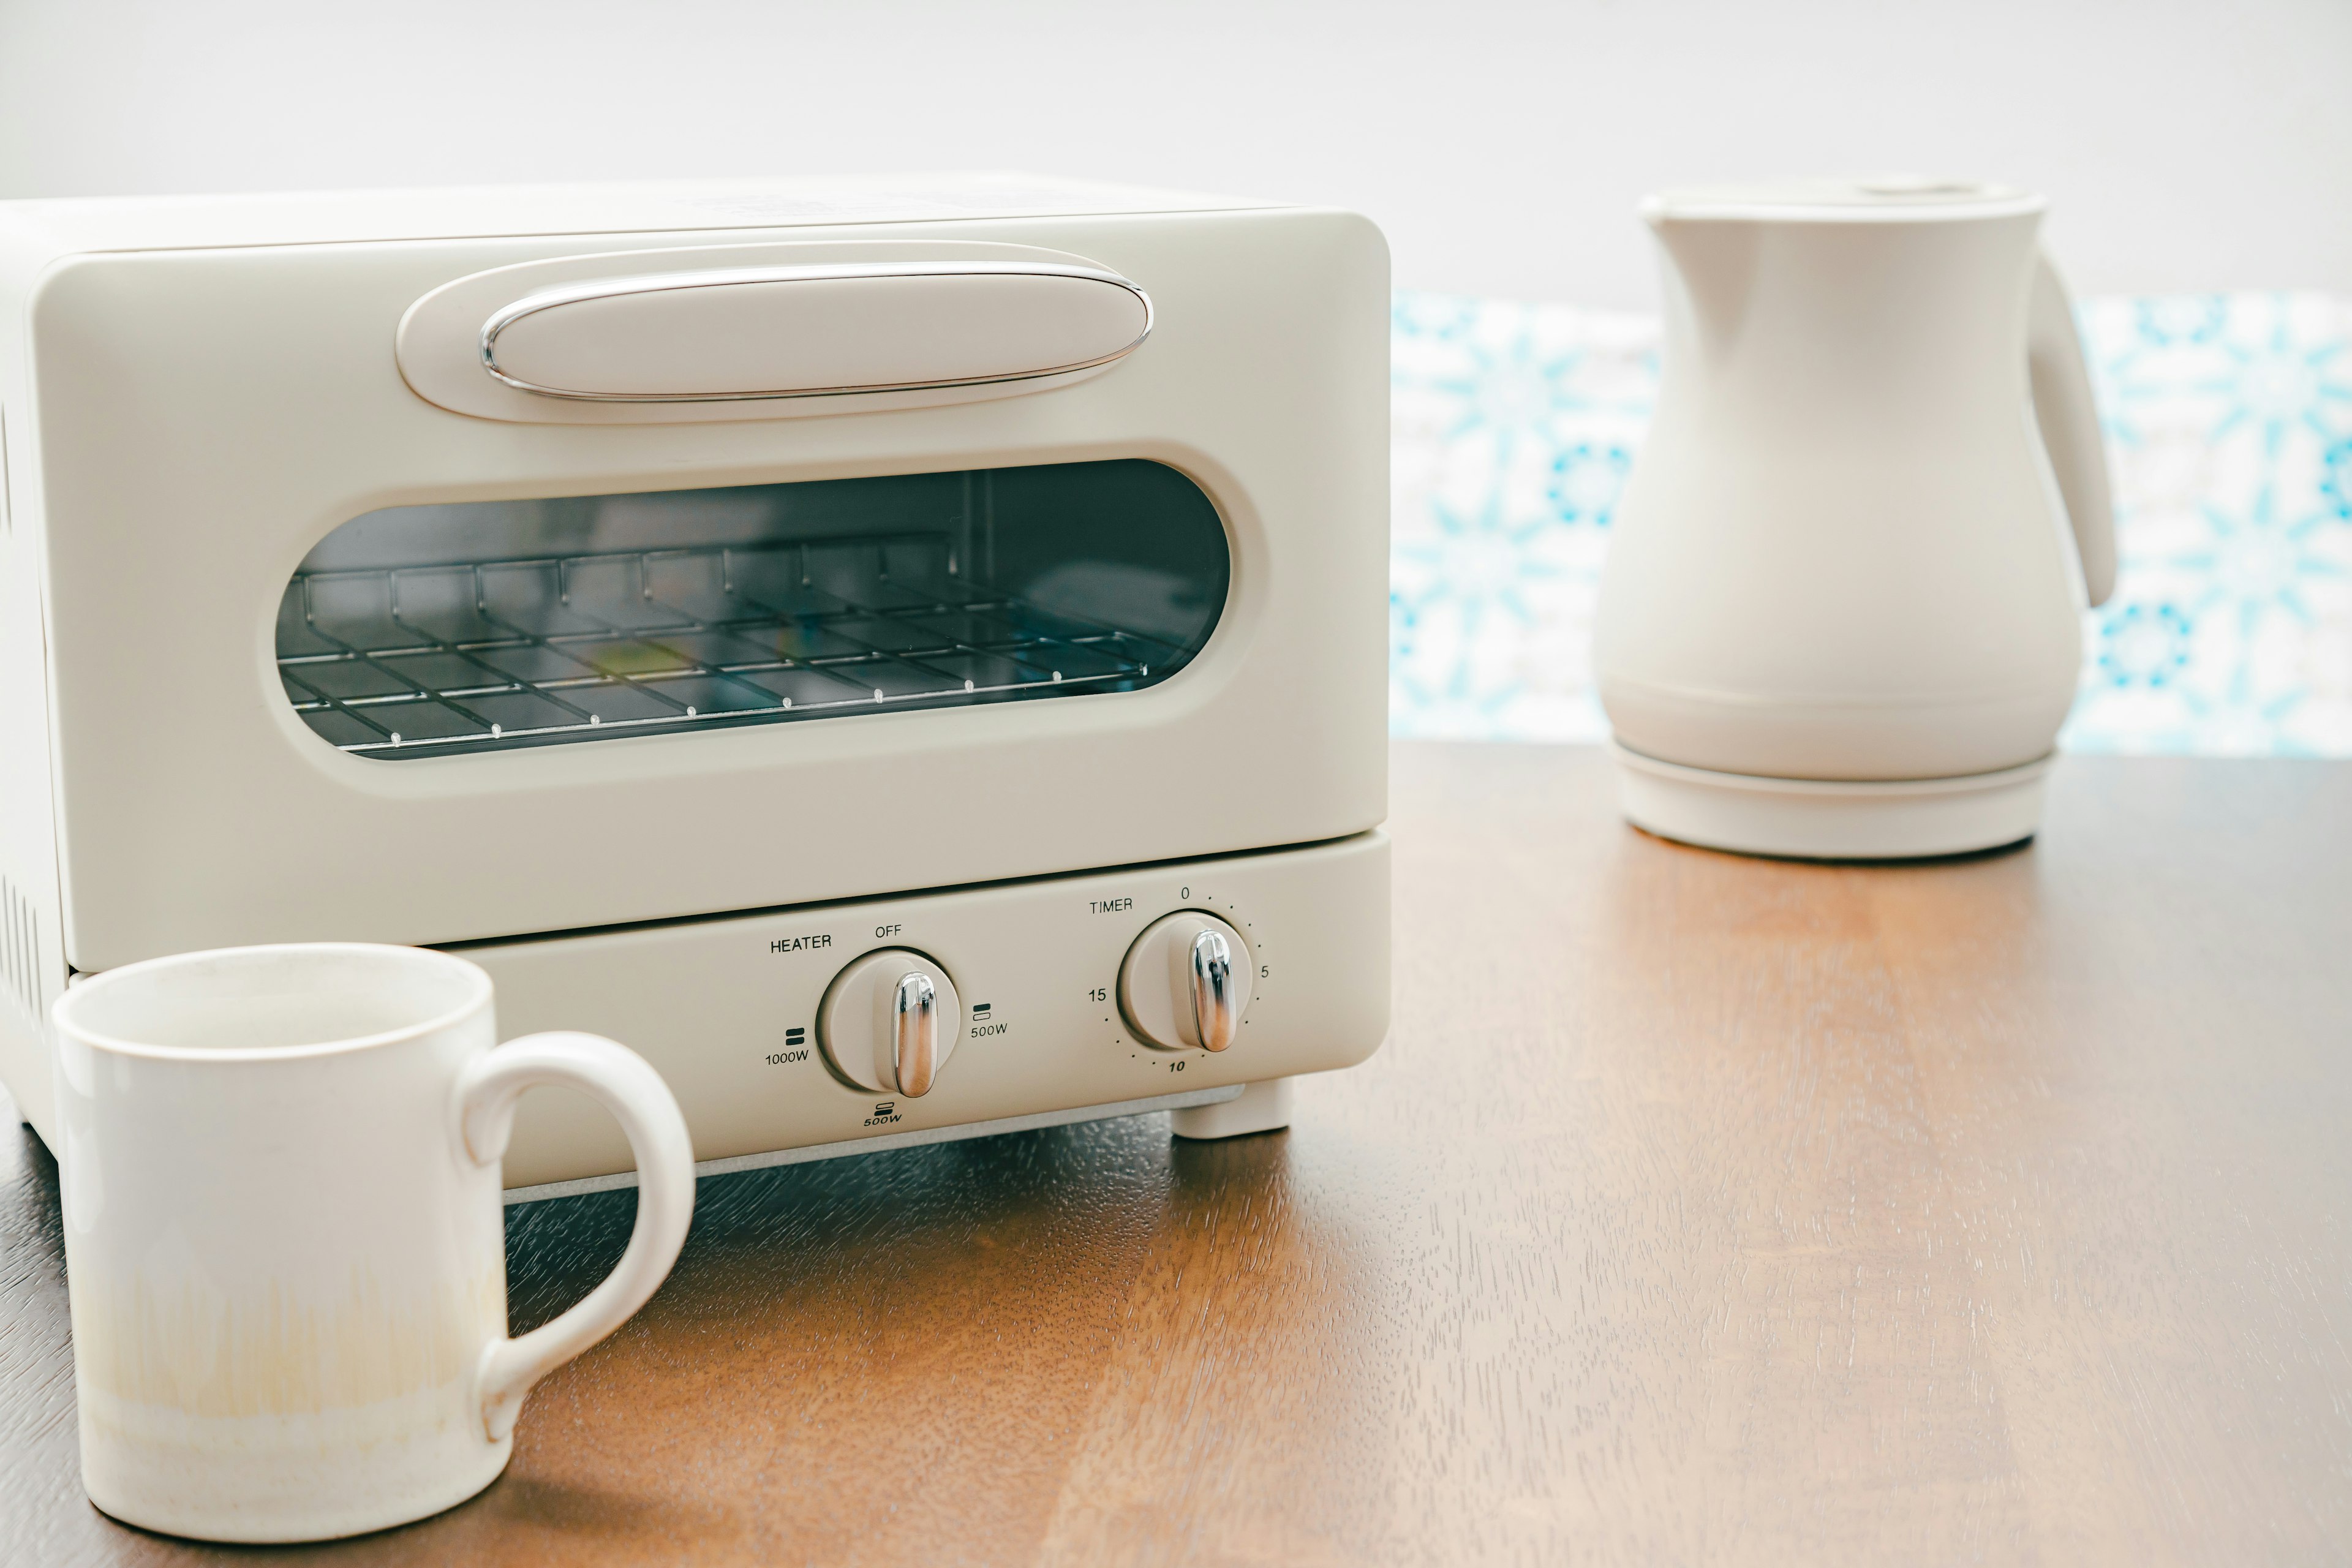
[277,461,1228,759]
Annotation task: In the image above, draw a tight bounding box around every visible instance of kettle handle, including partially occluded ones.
[2026,252,2117,607]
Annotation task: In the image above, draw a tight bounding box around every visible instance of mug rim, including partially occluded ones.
[52,942,492,1063]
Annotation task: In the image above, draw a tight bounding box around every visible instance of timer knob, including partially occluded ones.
[818,949,963,1096]
[1118,912,1254,1052]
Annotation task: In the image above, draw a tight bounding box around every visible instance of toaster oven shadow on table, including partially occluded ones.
[499,1107,1297,1338]
[275,459,1231,759]
[505,1115,1378,1561]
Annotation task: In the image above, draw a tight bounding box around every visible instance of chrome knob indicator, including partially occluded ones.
[1119,912,1254,1052]
[894,971,940,1097]
[1189,930,1238,1052]
[818,949,962,1096]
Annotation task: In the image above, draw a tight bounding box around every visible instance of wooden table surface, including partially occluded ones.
[5,744,2350,1566]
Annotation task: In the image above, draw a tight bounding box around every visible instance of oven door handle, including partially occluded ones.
[473,260,1153,404]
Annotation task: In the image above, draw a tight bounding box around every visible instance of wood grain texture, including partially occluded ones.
[3,744,2348,1565]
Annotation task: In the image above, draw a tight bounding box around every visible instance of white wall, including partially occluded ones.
[2,0,2346,305]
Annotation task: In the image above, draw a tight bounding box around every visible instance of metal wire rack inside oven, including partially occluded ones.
[276,531,1191,758]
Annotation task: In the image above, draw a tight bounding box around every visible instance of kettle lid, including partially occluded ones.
[1642,176,2044,224]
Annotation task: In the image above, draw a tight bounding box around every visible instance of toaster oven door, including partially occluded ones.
[27,209,1389,970]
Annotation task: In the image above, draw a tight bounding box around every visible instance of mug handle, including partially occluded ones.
[452,1032,696,1441]
[2027,251,2118,608]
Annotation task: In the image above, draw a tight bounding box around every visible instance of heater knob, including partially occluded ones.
[818,949,963,1096]
[1118,912,1254,1052]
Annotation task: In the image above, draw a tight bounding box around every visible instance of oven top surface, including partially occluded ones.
[0,172,1289,255]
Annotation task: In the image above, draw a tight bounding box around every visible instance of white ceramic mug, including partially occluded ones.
[50,943,696,1544]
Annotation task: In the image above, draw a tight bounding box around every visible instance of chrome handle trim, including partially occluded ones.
[1189,929,1237,1053]
[477,261,1154,403]
[894,971,940,1098]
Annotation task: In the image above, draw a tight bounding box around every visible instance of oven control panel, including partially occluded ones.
[466,831,1389,1190]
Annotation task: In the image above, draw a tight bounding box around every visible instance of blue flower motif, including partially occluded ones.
[2133,296,2228,345]
[2324,438,2352,518]
[1392,492,1565,643]
[2202,297,2350,458]
[1417,331,1591,461]
[2166,485,2344,637]
[2095,603,2194,688]
[1547,444,1632,526]
[2191,673,2311,757]
[1392,293,1479,341]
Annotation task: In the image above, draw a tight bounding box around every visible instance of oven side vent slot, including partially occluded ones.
[0,874,41,1024]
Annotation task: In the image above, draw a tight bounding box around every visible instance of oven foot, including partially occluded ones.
[1170,1077,1293,1141]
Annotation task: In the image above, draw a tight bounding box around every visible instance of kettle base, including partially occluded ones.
[1605,741,2052,861]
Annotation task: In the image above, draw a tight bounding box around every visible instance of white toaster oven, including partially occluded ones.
[0,175,1390,1193]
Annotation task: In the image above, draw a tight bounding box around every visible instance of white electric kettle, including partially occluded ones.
[1594,177,2115,858]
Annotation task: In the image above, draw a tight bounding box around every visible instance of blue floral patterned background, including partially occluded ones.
[1389,290,2352,755]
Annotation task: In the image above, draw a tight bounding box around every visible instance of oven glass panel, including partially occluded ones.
[277,461,1227,759]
